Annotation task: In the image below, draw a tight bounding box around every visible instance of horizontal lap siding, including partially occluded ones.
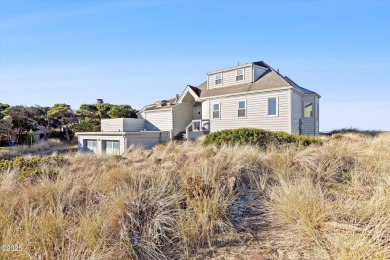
[209,90,290,133]
[208,65,252,89]
[253,66,268,81]
[173,102,193,136]
[78,135,125,154]
[302,96,316,135]
[315,97,320,135]
[101,119,124,132]
[123,118,145,131]
[202,100,210,120]
[144,110,173,131]
[291,91,303,134]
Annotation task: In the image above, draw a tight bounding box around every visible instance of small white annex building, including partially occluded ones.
[77,118,170,154]
[77,61,320,154]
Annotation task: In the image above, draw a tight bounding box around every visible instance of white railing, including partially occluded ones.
[185,119,210,141]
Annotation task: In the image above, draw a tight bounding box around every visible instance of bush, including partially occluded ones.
[203,128,321,147]
[0,156,66,179]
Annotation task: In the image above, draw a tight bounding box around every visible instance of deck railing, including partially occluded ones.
[185,119,210,140]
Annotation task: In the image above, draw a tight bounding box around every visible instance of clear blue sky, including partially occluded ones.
[0,0,389,131]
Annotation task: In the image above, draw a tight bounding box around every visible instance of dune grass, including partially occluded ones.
[0,133,389,259]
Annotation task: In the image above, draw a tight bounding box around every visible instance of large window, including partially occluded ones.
[85,139,97,152]
[105,140,120,154]
[236,69,244,81]
[215,73,222,85]
[213,103,220,119]
[304,102,313,117]
[268,97,278,116]
[238,100,246,118]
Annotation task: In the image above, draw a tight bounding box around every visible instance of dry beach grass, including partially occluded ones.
[0,133,389,259]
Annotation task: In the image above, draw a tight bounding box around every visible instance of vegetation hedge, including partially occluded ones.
[0,156,66,179]
[203,128,321,147]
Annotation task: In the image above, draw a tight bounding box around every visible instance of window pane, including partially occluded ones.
[215,79,222,85]
[237,69,243,76]
[238,109,245,117]
[268,98,277,116]
[239,101,245,109]
[216,73,222,80]
[236,75,243,81]
[113,141,120,150]
[213,111,220,119]
[213,104,219,111]
[304,102,313,117]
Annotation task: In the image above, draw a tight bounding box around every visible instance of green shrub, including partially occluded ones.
[0,156,66,179]
[203,128,321,147]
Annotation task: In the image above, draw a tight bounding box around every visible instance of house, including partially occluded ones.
[77,61,320,154]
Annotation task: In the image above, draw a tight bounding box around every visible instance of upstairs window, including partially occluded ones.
[304,102,313,117]
[238,100,246,118]
[236,69,244,81]
[215,73,222,85]
[268,97,278,116]
[213,103,220,119]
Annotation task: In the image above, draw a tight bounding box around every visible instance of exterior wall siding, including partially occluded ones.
[101,118,124,132]
[143,109,173,131]
[208,65,252,89]
[291,91,303,134]
[101,118,145,132]
[315,97,320,135]
[253,65,268,81]
[123,118,145,131]
[202,100,210,120]
[172,102,193,136]
[78,135,125,154]
[208,89,291,133]
[301,96,316,135]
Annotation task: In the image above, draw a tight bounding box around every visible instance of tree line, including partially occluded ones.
[0,103,138,145]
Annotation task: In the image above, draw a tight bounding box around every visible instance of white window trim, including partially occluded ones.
[215,73,222,85]
[236,69,244,82]
[304,101,313,118]
[237,100,247,118]
[212,102,221,119]
[267,97,279,117]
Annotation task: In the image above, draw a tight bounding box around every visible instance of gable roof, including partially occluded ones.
[283,76,319,95]
[194,61,319,99]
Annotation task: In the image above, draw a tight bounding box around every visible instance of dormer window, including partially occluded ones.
[236,69,244,81]
[215,73,222,85]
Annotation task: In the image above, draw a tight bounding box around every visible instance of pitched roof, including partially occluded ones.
[194,61,319,98]
[196,69,290,98]
[283,76,318,95]
[142,97,177,111]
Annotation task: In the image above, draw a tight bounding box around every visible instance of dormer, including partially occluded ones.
[207,61,268,89]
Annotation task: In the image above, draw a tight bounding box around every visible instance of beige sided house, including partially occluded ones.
[77,61,320,154]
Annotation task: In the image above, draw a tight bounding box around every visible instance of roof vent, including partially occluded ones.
[160,100,167,106]
[96,99,104,104]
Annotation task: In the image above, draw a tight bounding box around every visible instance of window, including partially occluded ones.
[215,73,222,85]
[105,140,120,154]
[268,97,278,116]
[304,102,313,117]
[213,103,220,119]
[236,69,244,81]
[238,100,246,118]
[86,140,97,148]
[85,140,97,152]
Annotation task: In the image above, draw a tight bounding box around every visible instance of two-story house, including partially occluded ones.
[138,61,320,140]
[77,61,320,153]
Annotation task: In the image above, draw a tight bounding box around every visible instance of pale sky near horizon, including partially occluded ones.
[0,0,389,131]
